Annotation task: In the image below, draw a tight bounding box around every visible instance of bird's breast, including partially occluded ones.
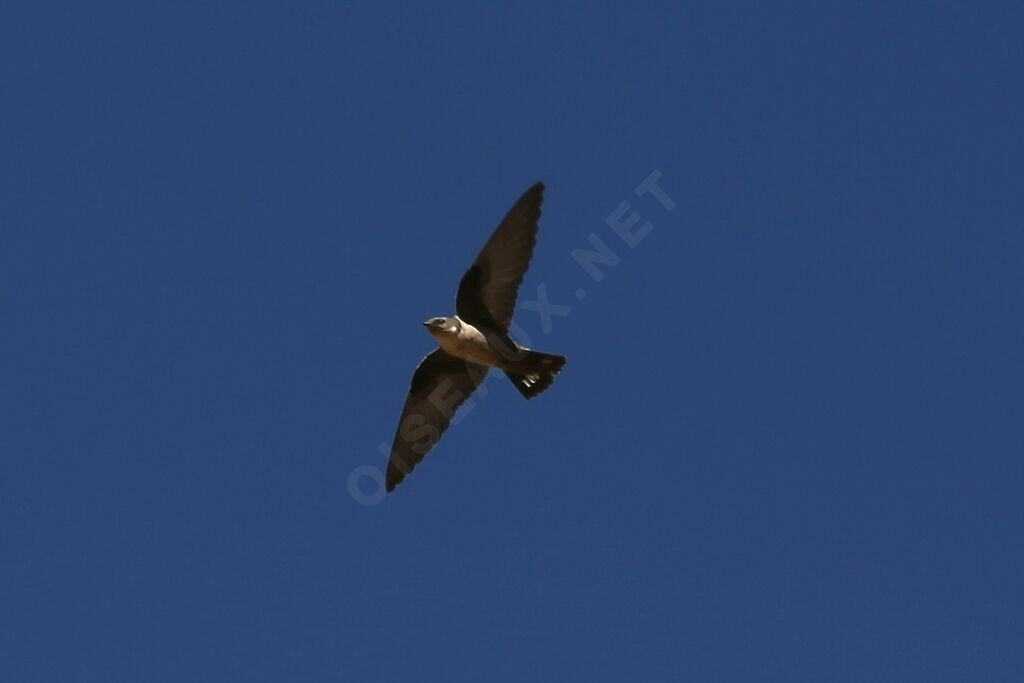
[437,321,500,366]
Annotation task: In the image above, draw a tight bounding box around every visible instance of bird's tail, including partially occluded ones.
[504,351,567,399]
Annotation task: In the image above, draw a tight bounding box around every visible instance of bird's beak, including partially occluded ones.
[422,320,433,328]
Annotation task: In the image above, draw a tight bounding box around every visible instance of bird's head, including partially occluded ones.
[423,316,460,339]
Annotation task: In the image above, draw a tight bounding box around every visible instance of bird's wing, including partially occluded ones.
[456,182,544,331]
[386,349,488,492]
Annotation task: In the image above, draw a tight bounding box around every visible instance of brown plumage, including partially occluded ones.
[386,183,567,493]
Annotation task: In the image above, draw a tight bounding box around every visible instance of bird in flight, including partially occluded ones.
[386,182,567,492]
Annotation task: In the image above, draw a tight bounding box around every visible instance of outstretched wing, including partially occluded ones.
[386,349,488,492]
[456,182,544,331]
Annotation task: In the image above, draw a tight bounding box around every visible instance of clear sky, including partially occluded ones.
[3,3,1023,681]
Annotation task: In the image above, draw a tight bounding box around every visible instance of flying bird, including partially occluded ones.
[386,182,567,492]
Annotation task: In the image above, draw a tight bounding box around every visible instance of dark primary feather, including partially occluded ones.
[456,182,544,331]
[385,349,488,492]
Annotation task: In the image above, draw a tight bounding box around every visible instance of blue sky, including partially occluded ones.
[3,2,1023,681]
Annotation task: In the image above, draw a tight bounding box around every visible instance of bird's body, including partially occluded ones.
[385,182,567,493]
[425,315,551,371]
[426,316,498,367]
